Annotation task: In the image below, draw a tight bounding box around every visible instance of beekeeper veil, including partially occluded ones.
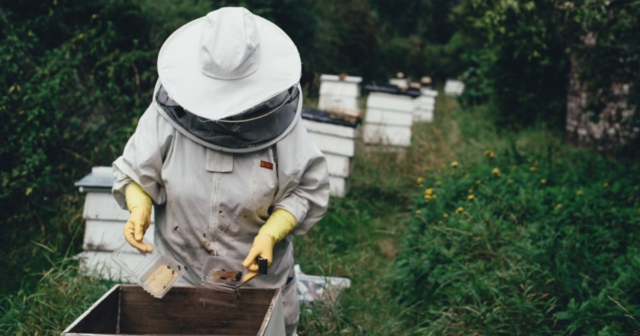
[155,83,301,152]
[152,7,303,153]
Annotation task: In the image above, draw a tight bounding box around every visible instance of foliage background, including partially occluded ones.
[0,0,638,333]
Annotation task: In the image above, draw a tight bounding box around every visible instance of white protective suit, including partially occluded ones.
[112,85,330,335]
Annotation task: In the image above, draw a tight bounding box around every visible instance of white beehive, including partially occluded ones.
[414,88,438,123]
[444,79,465,96]
[363,85,420,148]
[74,166,155,281]
[302,108,359,197]
[318,74,362,111]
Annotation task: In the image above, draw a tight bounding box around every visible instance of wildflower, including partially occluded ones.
[468,195,475,201]
[484,150,496,159]
[416,177,424,184]
[576,190,583,196]
[436,181,442,187]
[424,193,436,202]
[492,167,500,176]
[468,188,473,194]
[415,210,422,215]
[443,213,449,219]
[507,179,514,184]
[455,207,464,214]
[603,182,610,188]
[529,166,537,172]
[450,161,459,168]
[475,180,482,185]
[540,179,546,184]
[556,204,562,209]
[424,188,434,195]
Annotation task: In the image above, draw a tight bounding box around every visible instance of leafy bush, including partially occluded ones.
[454,0,639,129]
[394,148,640,335]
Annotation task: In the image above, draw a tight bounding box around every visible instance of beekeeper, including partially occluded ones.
[111,7,329,335]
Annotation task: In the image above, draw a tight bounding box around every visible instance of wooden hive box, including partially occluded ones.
[302,108,360,198]
[363,85,420,148]
[318,74,362,112]
[444,79,465,96]
[75,167,155,282]
[413,88,438,123]
[61,285,285,336]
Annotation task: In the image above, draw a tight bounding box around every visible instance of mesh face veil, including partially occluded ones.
[156,84,300,150]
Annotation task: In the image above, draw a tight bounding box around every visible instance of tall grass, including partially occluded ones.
[3,94,637,335]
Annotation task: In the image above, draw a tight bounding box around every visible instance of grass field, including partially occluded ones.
[2,93,638,335]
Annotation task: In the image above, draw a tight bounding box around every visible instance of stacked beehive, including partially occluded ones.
[444,79,465,96]
[304,74,362,197]
[75,166,154,281]
[318,74,361,111]
[302,109,359,198]
[414,87,438,123]
[363,84,421,148]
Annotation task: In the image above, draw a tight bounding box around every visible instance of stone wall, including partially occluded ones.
[565,56,637,153]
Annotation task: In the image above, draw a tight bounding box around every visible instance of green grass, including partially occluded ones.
[2,93,638,335]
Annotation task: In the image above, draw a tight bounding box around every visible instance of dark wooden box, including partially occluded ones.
[61,285,285,336]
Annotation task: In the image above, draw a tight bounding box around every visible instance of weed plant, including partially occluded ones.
[395,145,640,334]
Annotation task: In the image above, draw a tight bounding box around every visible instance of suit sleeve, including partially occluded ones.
[112,105,175,209]
[274,133,330,235]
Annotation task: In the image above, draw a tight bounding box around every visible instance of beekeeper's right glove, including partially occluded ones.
[123,183,154,253]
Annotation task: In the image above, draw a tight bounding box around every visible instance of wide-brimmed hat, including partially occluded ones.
[157,7,301,121]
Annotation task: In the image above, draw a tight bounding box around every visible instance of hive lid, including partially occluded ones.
[74,166,115,193]
[302,108,359,128]
[364,84,421,98]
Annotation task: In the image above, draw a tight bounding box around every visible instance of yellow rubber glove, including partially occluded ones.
[241,209,296,283]
[123,183,154,253]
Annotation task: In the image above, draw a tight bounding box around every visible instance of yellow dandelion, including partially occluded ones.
[424,188,434,195]
[475,180,482,185]
[540,179,546,184]
[556,204,563,209]
[436,181,442,187]
[492,167,500,176]
[443,213,449,219]
[603,182,609,188]
[415,210,422,214]
[468,195,475,201]
[450,161,459,168]
[529,166,537,172]
[484,150,496,159]
[468,188,474,194]
[576,190,583,196]
[416,177,424,184]
[507,179,514,184]
[455,207,464,214]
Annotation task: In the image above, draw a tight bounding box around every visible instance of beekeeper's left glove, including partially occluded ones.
[123,183,154,253]
[241,209,296,283]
